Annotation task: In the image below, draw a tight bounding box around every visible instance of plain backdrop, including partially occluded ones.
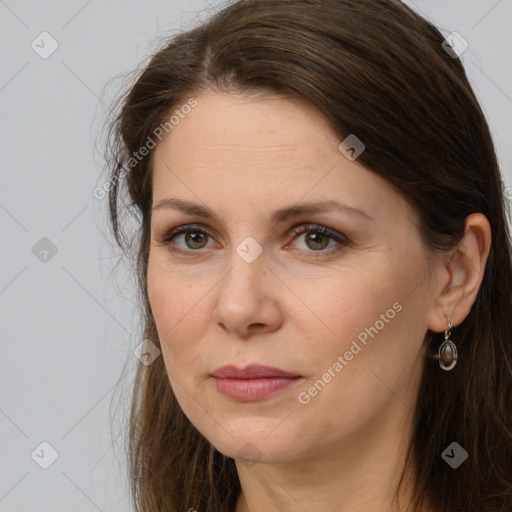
[1,1,511,510]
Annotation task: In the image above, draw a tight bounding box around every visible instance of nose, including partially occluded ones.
[211,244,283,339]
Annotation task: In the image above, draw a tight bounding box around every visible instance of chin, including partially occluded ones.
[198,416,302,464]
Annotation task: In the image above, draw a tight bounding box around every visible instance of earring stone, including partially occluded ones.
[438,320,457,370]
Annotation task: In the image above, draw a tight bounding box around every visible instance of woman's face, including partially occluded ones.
[148,91,439,464]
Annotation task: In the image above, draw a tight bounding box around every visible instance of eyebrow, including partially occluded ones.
[152,197,373,223]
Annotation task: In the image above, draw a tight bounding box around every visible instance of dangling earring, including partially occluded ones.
[438,319,457,370]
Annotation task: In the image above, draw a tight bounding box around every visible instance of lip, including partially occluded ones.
[211,364,301,379]
[210,365,303,401]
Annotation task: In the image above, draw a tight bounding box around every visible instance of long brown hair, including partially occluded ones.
[102,1,512,510]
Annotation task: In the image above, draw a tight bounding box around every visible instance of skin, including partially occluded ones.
[147,91,491,512]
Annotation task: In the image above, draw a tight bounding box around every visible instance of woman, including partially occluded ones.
[103,0,512,510]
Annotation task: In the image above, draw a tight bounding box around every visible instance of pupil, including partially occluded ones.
[308,232,328,250]
[187,232,205,248]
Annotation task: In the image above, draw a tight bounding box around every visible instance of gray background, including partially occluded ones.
[1,1,511,511]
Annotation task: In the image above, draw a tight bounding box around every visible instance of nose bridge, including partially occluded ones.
[223,235,266,296]
[212,234,273,332]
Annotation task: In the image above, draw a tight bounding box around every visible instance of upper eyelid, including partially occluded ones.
[161,222,342,238]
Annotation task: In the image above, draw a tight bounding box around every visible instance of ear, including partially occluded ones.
[427,213,491,332]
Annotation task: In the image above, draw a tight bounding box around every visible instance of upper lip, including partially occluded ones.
[211,364,301,379]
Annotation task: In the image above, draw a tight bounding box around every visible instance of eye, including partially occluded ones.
[287,223,349,257]
[159,225,215,255]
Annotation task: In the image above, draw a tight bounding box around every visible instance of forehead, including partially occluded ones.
[153,92,339,166]
[150,92,414,227]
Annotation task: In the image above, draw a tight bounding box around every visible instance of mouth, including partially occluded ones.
[210,364,304,401]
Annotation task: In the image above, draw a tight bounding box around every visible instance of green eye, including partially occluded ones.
[288,224,349,256]
[163,225,214,253]
[182,231,210,249]
[303,231,331,251]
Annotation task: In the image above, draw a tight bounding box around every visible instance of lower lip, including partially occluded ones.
[212,377,302,401]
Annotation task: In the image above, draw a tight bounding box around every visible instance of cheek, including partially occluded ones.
[147,262,206,365]
[297,263,399,346]
[290,280,426,445]
[298,254,430,383]
[147,270,212,420]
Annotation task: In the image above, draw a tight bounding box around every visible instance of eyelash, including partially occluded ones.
[158,223,350,258]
